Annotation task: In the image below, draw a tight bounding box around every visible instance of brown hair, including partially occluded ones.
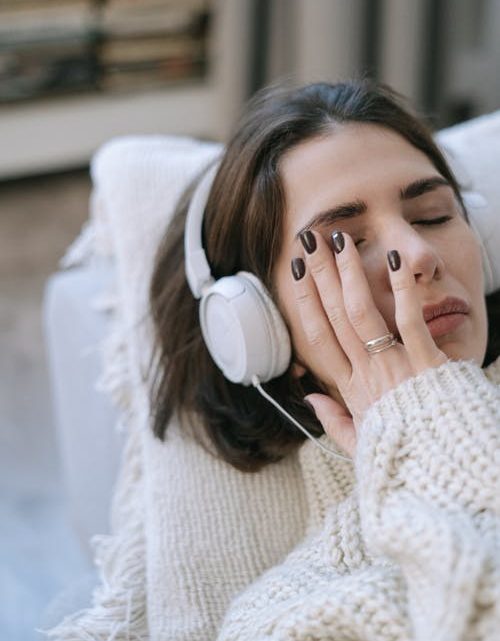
[149,78,500,472]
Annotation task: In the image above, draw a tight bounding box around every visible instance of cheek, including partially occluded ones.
[449,225,484,291]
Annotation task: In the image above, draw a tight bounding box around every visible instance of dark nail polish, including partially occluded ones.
[332,231,345,254]
[291,257,306,281]
[303,398,316,415]
[387,250,401,272]
[299,230,316,254]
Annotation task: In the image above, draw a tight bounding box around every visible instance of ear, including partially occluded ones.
[291,361,307,379]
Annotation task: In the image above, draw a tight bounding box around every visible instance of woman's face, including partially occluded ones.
[273,123,488,390]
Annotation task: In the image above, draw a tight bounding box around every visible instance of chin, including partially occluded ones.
[438,339,484,365]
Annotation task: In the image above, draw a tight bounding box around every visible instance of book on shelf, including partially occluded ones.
[0,0,87,6]
[0,1,92,37]
[0,46,97,102]
[101,1,209,38]
[0,0,213,103]
[102,0,208,12]
[99,1,211,92]
[100,58,206,91]
[100,35,205,65]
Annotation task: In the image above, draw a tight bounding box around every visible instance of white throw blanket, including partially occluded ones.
[46,110,500,640]
[48,136,311,641]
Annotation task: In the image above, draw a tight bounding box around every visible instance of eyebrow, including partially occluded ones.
[293,175,452,241]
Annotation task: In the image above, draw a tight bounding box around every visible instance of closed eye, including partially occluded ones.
[413,215,453,225]
[353,215,453,248]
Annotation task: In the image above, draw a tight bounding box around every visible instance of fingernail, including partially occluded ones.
[299,230,317,254]
[332,231,345,254]
[291,257,305,280]
[303,397,316,415]
[387,249,401,272]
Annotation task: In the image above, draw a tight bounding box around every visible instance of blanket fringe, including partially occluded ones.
[94,318,134,432]
[43,427,147,641]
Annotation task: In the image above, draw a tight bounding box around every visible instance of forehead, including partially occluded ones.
[279,123,438,233]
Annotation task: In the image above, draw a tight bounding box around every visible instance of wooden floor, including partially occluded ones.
[0,170,95,640]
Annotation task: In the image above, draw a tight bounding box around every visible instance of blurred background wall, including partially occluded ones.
[1,1,499,640]
[1,0,499,179]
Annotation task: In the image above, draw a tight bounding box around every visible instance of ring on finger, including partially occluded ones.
[363,332,398,354]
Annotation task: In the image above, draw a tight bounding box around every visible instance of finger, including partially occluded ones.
[332,231,391,345]
[300,230,366,364]
[291,253,351,389]
[387,249,448,371]
[304,393,356,458]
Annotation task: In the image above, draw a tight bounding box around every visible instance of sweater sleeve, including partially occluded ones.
[356,358,500,641]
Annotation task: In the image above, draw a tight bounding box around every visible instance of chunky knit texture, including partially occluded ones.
[217,358,500,641]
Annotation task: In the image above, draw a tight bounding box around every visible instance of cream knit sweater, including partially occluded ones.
[217,357,500,641]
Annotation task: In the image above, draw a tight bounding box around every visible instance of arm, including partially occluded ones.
[356,359,500,641]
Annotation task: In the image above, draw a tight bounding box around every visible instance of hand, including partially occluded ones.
[292,230,448,458]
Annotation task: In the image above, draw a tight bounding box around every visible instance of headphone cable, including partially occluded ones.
[251,375,353,463]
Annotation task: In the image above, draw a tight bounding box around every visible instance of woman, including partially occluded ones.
[150,80,500,640]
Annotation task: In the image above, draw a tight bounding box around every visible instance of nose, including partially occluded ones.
[385,224,445,285]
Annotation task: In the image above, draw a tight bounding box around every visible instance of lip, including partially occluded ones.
[422,296,469,339]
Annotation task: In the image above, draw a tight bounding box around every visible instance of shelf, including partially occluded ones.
[0,0,253,179]
[0,83,220,179]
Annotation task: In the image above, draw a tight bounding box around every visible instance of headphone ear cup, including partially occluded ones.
[199,271,291,385]
[238,270,292,377]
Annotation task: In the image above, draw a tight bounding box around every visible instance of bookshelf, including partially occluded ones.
[0,0,252,179]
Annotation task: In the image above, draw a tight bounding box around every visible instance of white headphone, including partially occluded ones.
[184,159,352,462]
[184,159,500,462]
[184,160,292,387]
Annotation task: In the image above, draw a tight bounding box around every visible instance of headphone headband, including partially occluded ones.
[183,156,292,386]
[184,160,221,299]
